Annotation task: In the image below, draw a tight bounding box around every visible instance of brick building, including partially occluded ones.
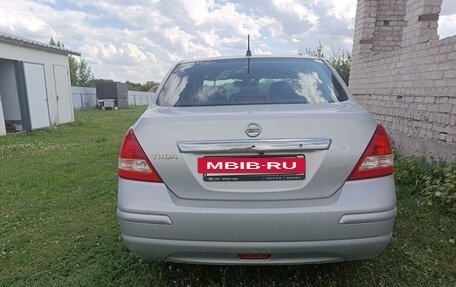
[350,0,456,160]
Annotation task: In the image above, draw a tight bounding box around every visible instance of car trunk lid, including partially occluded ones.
[134,102,377,201]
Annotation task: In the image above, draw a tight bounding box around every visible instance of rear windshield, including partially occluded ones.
[157,58,348,107]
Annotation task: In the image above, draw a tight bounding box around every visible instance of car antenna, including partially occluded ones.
[246,34,252,74]
[246,34,252,57]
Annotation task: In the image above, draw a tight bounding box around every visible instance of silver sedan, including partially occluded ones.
[117,56,396,264]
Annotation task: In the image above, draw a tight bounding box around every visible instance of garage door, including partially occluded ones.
[23,62,50,130]
[53,65,73,123]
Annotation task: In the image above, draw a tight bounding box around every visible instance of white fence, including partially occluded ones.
[127,91,154,106]
[72,87,96,109]
[71,86,154,109]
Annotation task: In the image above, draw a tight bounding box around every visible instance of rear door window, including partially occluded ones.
[157,58,348,107]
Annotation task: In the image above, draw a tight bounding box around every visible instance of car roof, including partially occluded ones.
[178,55,321,64]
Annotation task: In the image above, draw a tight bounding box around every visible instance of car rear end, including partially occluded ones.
[117,57,396,264]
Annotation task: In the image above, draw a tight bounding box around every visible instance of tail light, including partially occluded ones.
[239,253,271,260]
[118,129,163,182]
[348,124,394,181]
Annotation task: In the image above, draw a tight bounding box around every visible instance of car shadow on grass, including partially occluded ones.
[150,260,366,287]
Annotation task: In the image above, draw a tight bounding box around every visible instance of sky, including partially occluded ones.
[0,0,455,83]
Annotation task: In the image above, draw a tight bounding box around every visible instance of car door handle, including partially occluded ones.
[177,139,332,154]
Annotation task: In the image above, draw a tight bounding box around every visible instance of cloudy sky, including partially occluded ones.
[0,0,455,83]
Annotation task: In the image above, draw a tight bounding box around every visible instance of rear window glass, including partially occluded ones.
[157,58,348,107]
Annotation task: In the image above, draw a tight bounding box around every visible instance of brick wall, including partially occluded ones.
[350,0,456,160]
[373,0,407,52]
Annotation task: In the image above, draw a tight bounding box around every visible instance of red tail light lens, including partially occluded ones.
[239,253,271,260]
[348,124,394,181]
[118,129,163,182]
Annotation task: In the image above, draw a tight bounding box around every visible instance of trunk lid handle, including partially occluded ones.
[177,139,332,154]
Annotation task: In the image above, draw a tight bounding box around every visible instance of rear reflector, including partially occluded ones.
[239,254,271,260]
[118,129,162,182]
[348,124,394,181]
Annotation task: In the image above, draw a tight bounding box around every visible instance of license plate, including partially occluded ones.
[198,156,306,182]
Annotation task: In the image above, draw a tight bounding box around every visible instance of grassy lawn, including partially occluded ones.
[0,107,455,286]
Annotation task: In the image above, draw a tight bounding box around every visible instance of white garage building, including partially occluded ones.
[0,33,80,136]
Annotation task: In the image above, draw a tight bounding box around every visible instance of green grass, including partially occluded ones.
[1,107,455,287]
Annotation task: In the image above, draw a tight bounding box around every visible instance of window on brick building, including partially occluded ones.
[438,1,456,39]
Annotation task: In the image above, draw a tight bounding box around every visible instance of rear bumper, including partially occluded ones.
[122,234,392,265]
[118,175,396,264]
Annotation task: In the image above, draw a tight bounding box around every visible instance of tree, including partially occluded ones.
[49,36,57,47]
[305,42,325,58]
[329,50,351,85]
[49,36,65,48]
[77,58,94,87]
[305,42,352,85]
[126,81,160,92]
[68,56,78,86]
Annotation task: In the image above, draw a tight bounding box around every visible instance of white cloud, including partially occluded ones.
[253,47,272,55]
[438,1,456,38]
[271,0,319,24]
[0,0,357,83]
[440,0,456,15]
[313,0,357,27]
[438,14,456,39]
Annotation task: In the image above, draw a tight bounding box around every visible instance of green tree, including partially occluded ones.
[77,58,94,87]
[49,36,57,47]
[305,42,325,58]
[68,56,78,86]
[145,81,159,92]
[329,49,351,85]
[49,36,64,48]
[305,42,351,85]
[127,80,160,92]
